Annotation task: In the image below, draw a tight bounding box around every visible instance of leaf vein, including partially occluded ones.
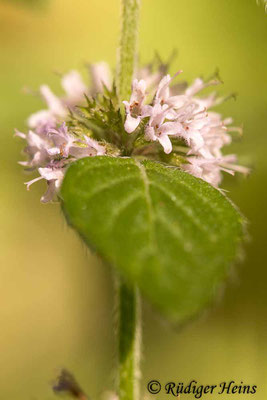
[73,175,139,201]
[133,160,155,253]
[107,192,143,230]
[149,180,216,240]
[148,168,222,216]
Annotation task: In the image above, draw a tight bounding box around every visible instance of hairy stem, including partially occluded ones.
[117,0,140,101]
[116,2,141,400]
[118,280,141,400]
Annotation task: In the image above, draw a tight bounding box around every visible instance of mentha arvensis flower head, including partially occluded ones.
[16,58,248,202]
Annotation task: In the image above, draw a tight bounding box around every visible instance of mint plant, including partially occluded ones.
[15,0,248,399]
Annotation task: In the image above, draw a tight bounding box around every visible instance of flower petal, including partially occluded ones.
[90,62,112,93]
[40,85,66,117]
[158,134,172,154]
[41,181,57,203]
[61,70,87,102]
[124,114,141,133]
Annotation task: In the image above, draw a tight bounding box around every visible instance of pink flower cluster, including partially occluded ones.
[16,63,110,202]
[123,72,248,187]
[16,61,248,202]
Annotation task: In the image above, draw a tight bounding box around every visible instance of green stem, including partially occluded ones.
[118,279,141,400]
[116,2,141,400]
[117,0,140,101]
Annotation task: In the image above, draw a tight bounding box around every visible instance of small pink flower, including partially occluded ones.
[27,85,66,133]
[183,154,249,187]
[16,129,51,168]
[123,79,152,133]
[145,104,181,154]
[154,72,186,109]
[61,70,87,105]
[90,62,112,94]
[48,123,75,158]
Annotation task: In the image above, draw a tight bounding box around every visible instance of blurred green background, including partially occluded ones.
[0,0,266,399]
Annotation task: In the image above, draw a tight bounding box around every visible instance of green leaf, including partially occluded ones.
[60,156,245,324]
